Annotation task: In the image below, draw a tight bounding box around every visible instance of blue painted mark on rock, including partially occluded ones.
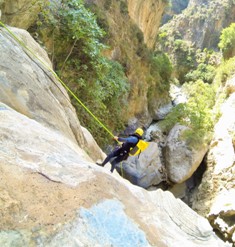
[47,199,152,247]
[78,199,151,247]
[0,105,8,110]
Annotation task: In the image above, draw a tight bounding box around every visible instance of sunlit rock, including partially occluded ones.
[163,124,208,183]
[117,142,165,188]
[0,26,104,162]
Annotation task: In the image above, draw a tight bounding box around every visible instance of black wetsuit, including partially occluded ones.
[100,134,140,172]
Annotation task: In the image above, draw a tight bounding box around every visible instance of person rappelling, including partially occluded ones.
[96,128,147,173]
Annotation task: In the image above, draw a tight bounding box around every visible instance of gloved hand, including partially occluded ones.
[113,136,119,141]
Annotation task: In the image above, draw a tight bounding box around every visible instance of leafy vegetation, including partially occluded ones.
[157,22,220,84]
[186,49,219,84]
[172,39,196,83]
[181,80,215,145]
[33,0,234,150]
[160,80,216,147]
[157,29,196,83]
[151,52,173,82]
[214,56,235,87]
[158,22,235,148]
[104,0,112,10]
[185,63,216,84]
[219,23,235,59]
[146,51,173,115]
[120,1,128,15]
[155,1,235,149]
[36,0,129,147]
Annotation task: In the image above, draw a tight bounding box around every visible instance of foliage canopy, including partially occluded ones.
[37,0,129,147]
[219,23,235,59]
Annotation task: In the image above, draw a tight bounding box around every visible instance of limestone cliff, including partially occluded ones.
[84,0,170,127]
[0,26,230,247]
[156,0,235,82]
[161,0,189,24]
[127,0,166,49]
[192,76,235,243]
[159,0,235,51]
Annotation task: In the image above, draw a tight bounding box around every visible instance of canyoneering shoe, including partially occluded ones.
[96,162,104,167]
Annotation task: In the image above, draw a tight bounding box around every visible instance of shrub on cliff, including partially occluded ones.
[219,23,235,59]
[160,80,215,147]
[151,52,173,82]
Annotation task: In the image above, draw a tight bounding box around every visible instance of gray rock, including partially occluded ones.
[0,104,229,246]
[0,26,104,162]
[192,90,235,243]
[153,102,173,120]
[163,124,208,183]
[117,142,167,188]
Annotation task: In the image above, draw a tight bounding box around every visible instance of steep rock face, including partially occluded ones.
[156,0,235,82]
[192,76,235,244]
[85,0,171,127]
[0,26,105,162]
[1,0,171,128]
[161,0,189,24]
[127,0,166,49]
[0,0,45,29]
[159,0,235,51]
[0,103,229,246]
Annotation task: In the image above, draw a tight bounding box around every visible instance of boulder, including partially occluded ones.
[145,122,166,143]
[117,142,166,188]
[163,124,208,183]
[208,189,235,243]
[0,26,104,162]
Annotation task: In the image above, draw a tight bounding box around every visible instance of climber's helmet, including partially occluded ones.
[135,128,144,137]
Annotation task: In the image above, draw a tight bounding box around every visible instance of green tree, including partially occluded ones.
[183,80,215,145]
[185,63,216,84]
[219,23,235,59]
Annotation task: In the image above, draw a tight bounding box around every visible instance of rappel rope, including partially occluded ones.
[0,21,150,178]
[0,21,115,139]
